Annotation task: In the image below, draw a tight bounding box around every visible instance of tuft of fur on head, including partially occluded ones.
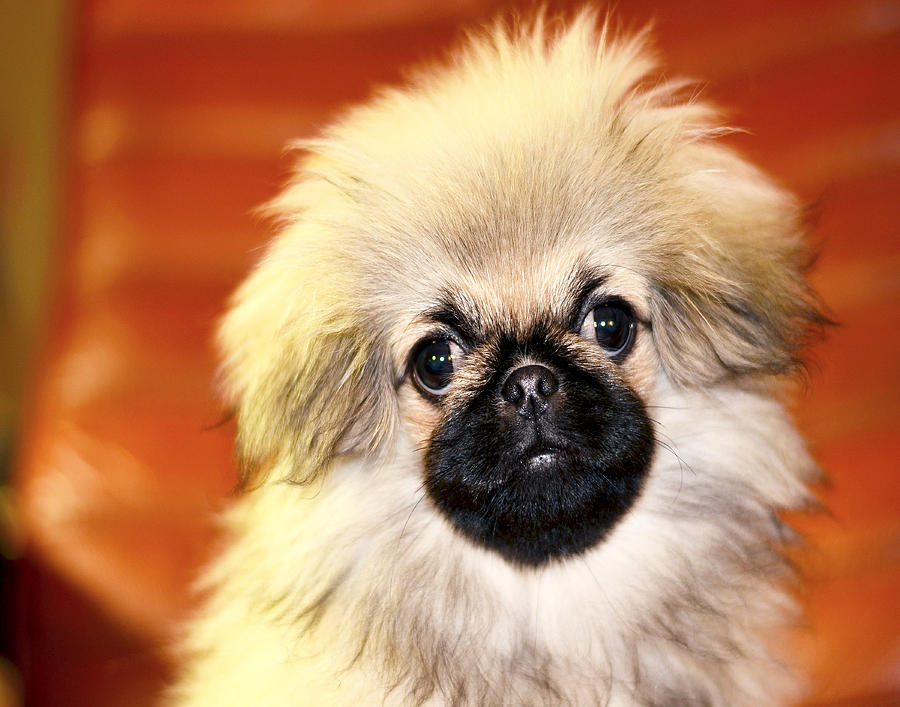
[173,9,824,706]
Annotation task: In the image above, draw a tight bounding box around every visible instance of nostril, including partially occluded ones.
[537,371,558,398]
[506,382,524,404]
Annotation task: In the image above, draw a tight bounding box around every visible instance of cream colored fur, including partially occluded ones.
[171,10,822,706]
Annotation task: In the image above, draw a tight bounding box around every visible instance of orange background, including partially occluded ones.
[8,1,900,705]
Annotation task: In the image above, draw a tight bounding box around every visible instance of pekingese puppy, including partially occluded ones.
[171,10,825,706]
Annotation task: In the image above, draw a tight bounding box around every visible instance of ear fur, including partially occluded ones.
[646,149,828,385]
[217,219,396,487]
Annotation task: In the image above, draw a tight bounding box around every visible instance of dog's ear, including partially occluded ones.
[217,226,397,487]
[646,150,828,386]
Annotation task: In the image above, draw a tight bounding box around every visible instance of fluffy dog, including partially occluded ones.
[172,10,825,706]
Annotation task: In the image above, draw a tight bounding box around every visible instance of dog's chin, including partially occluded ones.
[423,379,656,567]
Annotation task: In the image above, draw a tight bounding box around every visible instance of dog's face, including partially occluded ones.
[384,215,668,566]
[408,266,656,565]
[217,22,825,572]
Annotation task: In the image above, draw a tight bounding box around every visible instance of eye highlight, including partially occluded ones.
[412,338,463,398]
[579,301,636,361]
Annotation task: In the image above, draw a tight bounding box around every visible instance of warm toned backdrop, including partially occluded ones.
[9,1,900,705]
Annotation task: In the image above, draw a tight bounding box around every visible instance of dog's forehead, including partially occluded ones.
[432,250,590,331]
[344,128,660,350]
[375,226,649,358]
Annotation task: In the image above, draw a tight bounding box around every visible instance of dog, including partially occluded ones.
[171,9,825,706]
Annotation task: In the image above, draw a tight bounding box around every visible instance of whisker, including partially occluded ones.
[400,490,428,541]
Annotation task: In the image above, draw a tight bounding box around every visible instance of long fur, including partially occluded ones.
[171,10,824,706]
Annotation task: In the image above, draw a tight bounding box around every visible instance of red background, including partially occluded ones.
[11,1,900,704]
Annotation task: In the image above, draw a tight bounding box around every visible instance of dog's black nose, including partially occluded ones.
[501,364,559,418]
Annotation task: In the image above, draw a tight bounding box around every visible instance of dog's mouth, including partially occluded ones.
[513,420,595,471]
[516,428,561,458]
[522,447,560,471]
[518,436,578,471]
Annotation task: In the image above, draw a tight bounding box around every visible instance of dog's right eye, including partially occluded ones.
[412,339,462,397]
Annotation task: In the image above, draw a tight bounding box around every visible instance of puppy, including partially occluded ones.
[171,10,825,706]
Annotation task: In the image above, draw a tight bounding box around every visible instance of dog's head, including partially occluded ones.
[218,12,824,567]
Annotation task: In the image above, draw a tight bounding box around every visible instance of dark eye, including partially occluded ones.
[412,339,463,397]
[580,302,636,360]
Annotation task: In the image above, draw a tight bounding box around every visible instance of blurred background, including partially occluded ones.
[1,1,898,705]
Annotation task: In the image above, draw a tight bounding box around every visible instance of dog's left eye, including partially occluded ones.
[412,339,462,397]
[580,302,636,360]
